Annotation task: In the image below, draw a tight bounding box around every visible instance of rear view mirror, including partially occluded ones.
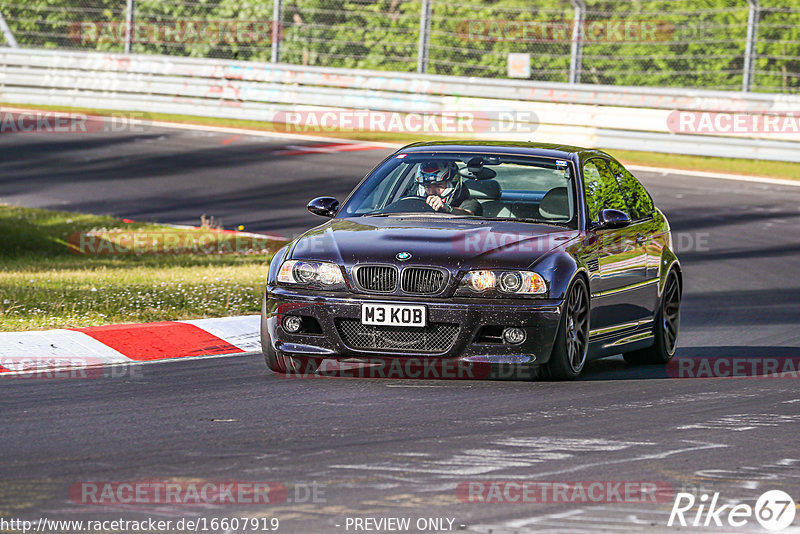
[459,157,497,180]
[307,197,339,218]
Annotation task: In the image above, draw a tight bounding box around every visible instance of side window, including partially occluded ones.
[582,159,627,223]
[607,160,655,220]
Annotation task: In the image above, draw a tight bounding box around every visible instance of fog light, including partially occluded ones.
[503,327,526,344]
[283,315,303,333]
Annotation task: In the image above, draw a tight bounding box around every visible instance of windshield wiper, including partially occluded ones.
[451,216,572,227]
[363,212,460,218]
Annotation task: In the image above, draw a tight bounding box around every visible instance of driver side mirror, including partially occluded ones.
[593,209,630,230]
[307,197,339,218]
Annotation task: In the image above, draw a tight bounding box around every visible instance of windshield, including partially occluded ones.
[339,152,578,228]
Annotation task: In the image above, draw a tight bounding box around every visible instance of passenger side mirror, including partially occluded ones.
[307,197,339,218]
[593,209,630,230]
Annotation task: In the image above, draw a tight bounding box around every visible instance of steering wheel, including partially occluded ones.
[381,196,436,214]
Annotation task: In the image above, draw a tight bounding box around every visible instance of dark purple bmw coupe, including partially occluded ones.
[261,141,682,380]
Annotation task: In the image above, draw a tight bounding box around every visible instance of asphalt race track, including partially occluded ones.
[1,125,800,533]
[0,125,383,238]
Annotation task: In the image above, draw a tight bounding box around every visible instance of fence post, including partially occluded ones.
[417,0,432,73]
[271,0,283,63]
[124,0,135,54]
[742,0,759,92]
[0,9,18,47]
[568,0,585,84]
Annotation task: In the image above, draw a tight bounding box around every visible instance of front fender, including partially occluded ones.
[267,245,290,286]
[529,251,581,301]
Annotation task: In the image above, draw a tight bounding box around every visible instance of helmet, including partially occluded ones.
[415,161,460,202]
[415,161,457,185]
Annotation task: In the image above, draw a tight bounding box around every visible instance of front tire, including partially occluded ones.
[263,339,288,374]
[623,269,681,365]
[545,277,590,380]
[261,294,287,374]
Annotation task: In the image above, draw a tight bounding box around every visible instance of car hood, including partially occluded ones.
[288,216,579,271]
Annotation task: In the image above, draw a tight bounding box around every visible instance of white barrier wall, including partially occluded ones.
[1,48,799,162]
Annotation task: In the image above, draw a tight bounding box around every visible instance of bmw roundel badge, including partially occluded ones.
[396,252,412,261]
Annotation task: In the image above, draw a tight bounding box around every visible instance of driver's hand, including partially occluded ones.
[426,195,445,211]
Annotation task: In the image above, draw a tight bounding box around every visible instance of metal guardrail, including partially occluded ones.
[5,0,797,93]
[1,48,798,162]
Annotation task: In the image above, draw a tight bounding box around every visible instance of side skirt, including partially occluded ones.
[587,323,655,360]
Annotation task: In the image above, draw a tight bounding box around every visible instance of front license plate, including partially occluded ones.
[361,303,426,327]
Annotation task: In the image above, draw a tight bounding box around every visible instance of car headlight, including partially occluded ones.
[461,270,547,296]
[277,260,345,287]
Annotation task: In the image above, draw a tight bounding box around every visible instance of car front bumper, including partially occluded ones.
[261,287,563,369]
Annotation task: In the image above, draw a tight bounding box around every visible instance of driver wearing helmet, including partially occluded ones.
[415,161,482,215]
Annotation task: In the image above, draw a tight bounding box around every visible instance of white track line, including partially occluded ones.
[0,106,402,147]
[4,106,796,185]
[627,164,800,187]
[151,120,800,187]
[146,119,403,148]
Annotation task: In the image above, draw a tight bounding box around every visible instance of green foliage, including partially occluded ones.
[279,0,420,70]
[3,0,125,51]
[4,0,798,91]
[753,1,800,92]
[428,0,573,79]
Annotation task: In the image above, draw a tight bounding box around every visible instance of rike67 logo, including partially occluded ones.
[668,489,796,531]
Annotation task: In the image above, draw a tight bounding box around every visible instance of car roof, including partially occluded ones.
[398,140,611,160]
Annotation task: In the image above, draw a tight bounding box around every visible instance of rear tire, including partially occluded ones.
[623,269,681,365]
[545,277,590,381]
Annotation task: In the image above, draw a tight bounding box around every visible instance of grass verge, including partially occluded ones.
[0,205,285,332]
[612,149,799,180]
[4,102,798,181]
